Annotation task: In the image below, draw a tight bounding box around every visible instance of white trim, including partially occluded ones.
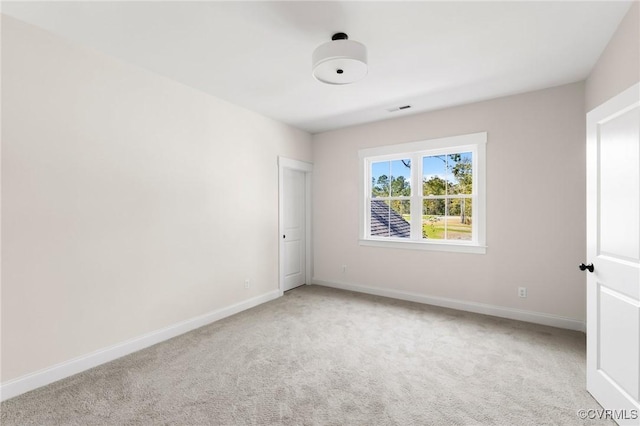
[0,290,281,402]
[278,157,313,291]
[305,172,313,285]
[278,157,313,173]
[359,238,487,254]
[587,82,640,118]
[312,279,586,332]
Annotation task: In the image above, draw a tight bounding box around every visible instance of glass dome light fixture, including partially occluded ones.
[312,32,368,85]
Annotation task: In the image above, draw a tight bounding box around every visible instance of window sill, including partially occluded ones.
[359,238,487,254]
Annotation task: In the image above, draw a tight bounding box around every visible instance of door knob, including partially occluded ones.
[579,263,594,273]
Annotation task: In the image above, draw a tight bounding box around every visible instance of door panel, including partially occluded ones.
[599,108,640,261]
[285,240,301,275]
[586,83,640,425]
[598,286,639,400]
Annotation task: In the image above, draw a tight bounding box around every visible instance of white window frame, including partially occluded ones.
[359,132,487,254]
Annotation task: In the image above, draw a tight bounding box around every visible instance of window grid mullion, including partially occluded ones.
[372,196,412,201]
[410,153,421,241]
[444,155,448,240]
[387,161,391,236]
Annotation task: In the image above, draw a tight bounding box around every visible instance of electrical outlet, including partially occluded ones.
[244,279,250,289]
[518,287,527,298]
[341,264,347,274]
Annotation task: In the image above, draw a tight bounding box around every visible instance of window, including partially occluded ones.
[370,159,412,238]
[359,132,486,253]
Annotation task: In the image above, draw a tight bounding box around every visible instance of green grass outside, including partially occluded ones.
[400,214,471,240]
[423,216,471,240]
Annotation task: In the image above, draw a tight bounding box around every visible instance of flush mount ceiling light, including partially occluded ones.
[312,32,367,85]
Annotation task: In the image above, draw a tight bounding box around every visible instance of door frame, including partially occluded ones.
[278,157,313,294]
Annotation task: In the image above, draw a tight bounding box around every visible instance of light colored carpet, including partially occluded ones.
[1,285,608,425]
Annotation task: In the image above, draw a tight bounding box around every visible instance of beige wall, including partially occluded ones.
[1,15,311,382]
[586,2,639,111]
[312,82,586,321]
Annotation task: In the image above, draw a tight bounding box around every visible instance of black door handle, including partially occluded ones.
[579,263,594,273]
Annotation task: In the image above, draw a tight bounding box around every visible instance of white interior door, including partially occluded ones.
[586,83,640,425]
[283,168,306,291]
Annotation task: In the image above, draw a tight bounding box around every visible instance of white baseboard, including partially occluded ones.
[313,279,586,333]
[1,290,282,402]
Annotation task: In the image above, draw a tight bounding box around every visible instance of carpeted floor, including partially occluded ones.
[1,285,609,425]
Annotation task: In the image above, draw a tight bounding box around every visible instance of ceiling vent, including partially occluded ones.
[312,33,367,85]
[386,105,412,112]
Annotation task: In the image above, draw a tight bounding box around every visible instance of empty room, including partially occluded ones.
[1,1,639,425]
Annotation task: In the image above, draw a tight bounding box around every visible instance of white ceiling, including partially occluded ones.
[1,1,633,133]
